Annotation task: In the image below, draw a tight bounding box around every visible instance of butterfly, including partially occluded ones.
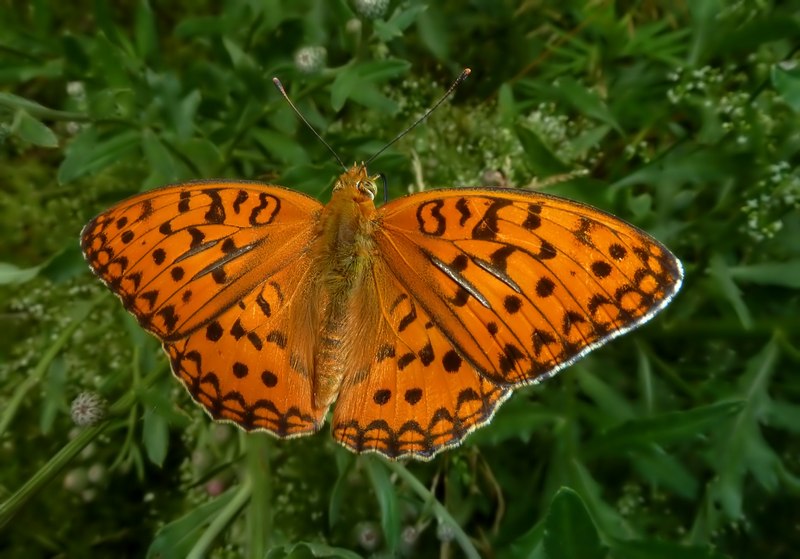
[81,158,683,460]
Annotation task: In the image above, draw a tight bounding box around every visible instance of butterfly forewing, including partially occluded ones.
[81,182,322,339]
[376,188,683,387]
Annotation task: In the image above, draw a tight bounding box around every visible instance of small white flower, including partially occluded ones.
[401,525,418,545]
[70,391,106,427]
[352,0,389,20]
[87,463,106,484]
[294,46,327,74]
[63,468,88,493]
[346,18,362,34]
[436,520,455,542]
[355,521,381,551]
[66,81,86,99]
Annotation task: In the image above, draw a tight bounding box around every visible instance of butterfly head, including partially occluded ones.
[334,164,379,203]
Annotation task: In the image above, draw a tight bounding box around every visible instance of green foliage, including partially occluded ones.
[1,0,799,557]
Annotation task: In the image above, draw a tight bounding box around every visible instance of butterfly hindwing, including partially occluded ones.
[331,258,510,459]
[164,261,328,437]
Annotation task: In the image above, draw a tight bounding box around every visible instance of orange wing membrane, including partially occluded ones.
[82,181,329,437]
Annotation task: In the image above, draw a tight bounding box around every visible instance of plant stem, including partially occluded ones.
[188,475,252,559]
[383,460,481,559]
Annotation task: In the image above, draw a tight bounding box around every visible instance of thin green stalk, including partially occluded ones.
[0,420,111,529]
[245,434,273,559]
[188,475,253,559]
[382,460,481,559]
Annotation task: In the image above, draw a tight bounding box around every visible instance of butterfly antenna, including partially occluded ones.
[365,68,471,166]
[272,77,346,170]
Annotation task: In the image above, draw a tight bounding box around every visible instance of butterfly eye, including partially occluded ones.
[357,180,376,200]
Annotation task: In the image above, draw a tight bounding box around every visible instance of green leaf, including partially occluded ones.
[416,8,449,60]
[265,542,363,559]
[330,59,410,111]
[549,77,622,132]
[12,109,58,147]
[364,458,400,552]
[497,82,517,126]
[608,538,729,559]
[0,91,84,121]
[175,137,223,177]
[766,400,800,435]
[40,356,67,434]
[687,0,720,65]
[0,262,44,284]
[347,83,398,113]
[567,460,632,539]
[631,448,699,500]
[587,402,743,453]
[611,145,733,189]
[515,125,569,175]
[58,129,141,184]
[175,90,201,139]
[728,260,800,288]
[141,129,178,182]
[174,15,229,38]
[772,62,800,112]
[40,243,87,284]
[543,488,606,559]
[718,16,800,58]
[223,36,255,69]
[135,0,158,62]
[571,124,611,157]
[576,368,637,421]
[0,244,86,287]
[708,254,754,330]
[147,488,238,559]
[711,339,782,519]
[373,4,427,42]
[252,128,310,165]
[467,398,557,447]
[331,64,362,111]
[142,400,170,467]
[505,520,546,559]
[328,450,356,529]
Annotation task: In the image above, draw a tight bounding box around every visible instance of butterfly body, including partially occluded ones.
[305,165,381,409]
[82,163,683,460]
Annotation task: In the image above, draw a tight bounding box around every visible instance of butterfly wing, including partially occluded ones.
[81,181,329,437]
[331,257,510,460]
[373,188,683,388]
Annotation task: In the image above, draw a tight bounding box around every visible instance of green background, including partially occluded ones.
[1,1,799,557]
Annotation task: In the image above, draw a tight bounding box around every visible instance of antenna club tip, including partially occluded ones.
[272,77,285,92]
[463,68,472,76]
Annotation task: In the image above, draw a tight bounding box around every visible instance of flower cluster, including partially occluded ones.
[351,0,389,20]
[741,161,799,242]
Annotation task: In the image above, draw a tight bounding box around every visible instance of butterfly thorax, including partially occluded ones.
[308,165,381,408]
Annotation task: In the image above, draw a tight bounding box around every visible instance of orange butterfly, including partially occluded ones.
[81,80,683,461]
